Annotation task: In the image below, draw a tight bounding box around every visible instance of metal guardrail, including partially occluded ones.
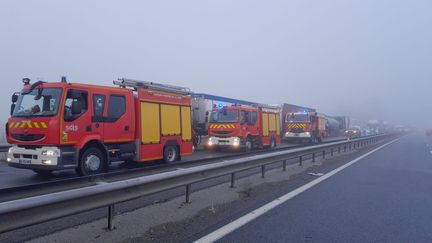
[0,134,396,233]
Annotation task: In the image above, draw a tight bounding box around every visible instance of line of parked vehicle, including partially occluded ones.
[5,77,378,176]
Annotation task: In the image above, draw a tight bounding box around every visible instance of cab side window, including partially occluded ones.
[64,90,88,121]
[248,111,258,125]
[107,95,126,121]
[240,110,250,124]
[93,94,106,117]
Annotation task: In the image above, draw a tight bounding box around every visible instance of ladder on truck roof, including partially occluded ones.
[114,78,191,95]
[193,93,279,110]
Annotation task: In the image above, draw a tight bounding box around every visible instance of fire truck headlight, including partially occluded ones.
[233,137,240,146]
[6,157,11,162]
[42,150,59,157]
[42,160,52,165]
[304,132,310,136]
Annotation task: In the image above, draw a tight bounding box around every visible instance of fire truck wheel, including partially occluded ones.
[77,147,105,176]
[270,138,276,149]
[244,138,253,152]
[163,145,179,163]
[32,169,53,177]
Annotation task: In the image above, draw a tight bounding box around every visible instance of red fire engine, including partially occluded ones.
[206,104,281,150]
[283,111,326,143]
[6,78,193,175]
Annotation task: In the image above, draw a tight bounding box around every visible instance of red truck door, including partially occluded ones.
[61,89,95,145]
[91,93,105,139]
[102,94,134,143]
[241,110,259,136]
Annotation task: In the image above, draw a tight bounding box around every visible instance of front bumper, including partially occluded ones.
[6,146,78,171]
[284,132,312,139]
[207,136,241,147]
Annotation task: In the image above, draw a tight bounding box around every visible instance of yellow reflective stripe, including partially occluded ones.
[14,122,20,128]
[20,123,26,128]
[40,122,48,128]
[26,122,33,128]
[33,122,40,128]
[9,122,14,129]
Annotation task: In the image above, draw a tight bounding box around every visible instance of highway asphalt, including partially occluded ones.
[214,133,432,242]
[0,137,344,189]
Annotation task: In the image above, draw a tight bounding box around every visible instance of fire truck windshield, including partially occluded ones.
[210,109,239,123]
[287,113,309,122]
[12,88,62,117]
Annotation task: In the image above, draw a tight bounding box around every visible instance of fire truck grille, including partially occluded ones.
[213,131,233,135]
[12,134,45,141]
[290,128,305,133]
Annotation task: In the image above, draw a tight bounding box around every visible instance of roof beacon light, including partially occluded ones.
[22,78,30,85]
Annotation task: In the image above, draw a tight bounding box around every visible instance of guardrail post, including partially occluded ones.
[283,160,287,171]
[322,150,325,159]
[299,156,303,166]
[349,143,352,150]
[230,173,236,188]
[108,204,115,231]
[185,184,191,203]
[344,145,346,152]
[338,146,341,154]
[331,148,334,156]
[312,152,315,162]
[261,165,265,178]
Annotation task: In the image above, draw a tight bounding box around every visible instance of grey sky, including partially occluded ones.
[1,0,431,127]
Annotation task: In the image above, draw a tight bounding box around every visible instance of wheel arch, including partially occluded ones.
[164,140,180,160]
[80,140,109,168]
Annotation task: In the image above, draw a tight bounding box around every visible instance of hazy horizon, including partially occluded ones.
[1,0,431,128]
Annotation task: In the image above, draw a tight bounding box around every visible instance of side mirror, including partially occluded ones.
[12,93,18,103]
[10,104,15,116]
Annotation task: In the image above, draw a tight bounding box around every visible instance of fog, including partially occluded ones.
[1,0,431,128]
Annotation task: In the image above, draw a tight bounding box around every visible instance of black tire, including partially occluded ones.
[76,147,105,176]
[32,169,53,177]
[244,137,253,152]
[270,138,276,149]
[163,145,179,163]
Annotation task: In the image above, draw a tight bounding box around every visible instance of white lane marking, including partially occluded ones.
[194,138,401,243]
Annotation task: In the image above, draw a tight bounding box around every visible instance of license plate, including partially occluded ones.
[18,159,31,164]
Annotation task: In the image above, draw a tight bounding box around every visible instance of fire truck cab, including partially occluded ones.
[207,105,281,151]
[284,112,326,143]
[6,78,193,176]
